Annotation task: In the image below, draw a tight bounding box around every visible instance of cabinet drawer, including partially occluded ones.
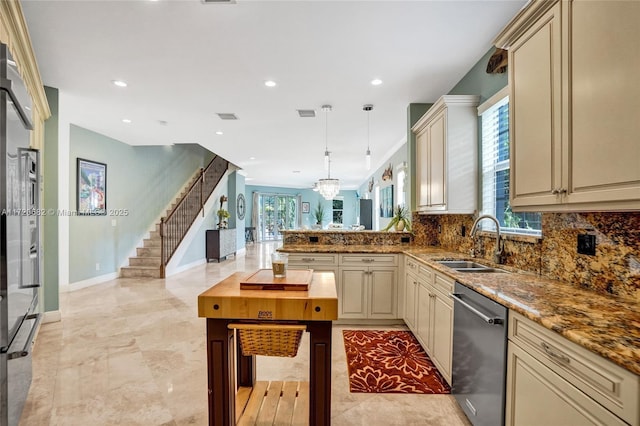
[405,256,421,273]
[288,253,338,266]
[432,272,453,295]
[509,311,639,425]
[340,254,398,266]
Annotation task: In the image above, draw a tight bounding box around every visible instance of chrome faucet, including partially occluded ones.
[470,214,504,264]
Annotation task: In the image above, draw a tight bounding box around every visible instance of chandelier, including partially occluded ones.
[317,105,340,200]
[318,155,340,200]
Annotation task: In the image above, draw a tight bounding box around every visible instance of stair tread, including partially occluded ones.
[122,265,159,270]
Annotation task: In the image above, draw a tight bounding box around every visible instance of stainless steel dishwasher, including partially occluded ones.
[451,282,508,426]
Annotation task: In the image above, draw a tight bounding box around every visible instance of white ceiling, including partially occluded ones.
[21,0,526,190]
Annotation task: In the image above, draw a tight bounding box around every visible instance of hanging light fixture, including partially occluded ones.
[363,104,373,170]
[322,105,331,170]
[317,104,340,200]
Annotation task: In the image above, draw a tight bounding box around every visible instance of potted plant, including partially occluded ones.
[383,205,412,232]
[312,201,326,229]
[217,195,230,229]
[217,208,230,229]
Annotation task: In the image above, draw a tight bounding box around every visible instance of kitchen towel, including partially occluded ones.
[342,330,450,394]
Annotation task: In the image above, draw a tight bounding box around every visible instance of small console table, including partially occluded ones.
[206,229,236,262]
[198,271,338,425]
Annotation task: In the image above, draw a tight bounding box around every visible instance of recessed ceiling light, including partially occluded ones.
[122,118,131,123]
[264,80,277,87]
[371,79,383,86]
[293,170,301,174]
[158,120,168,126]
[112,80,128,87]
[249,157,256,160]
[215,131,223,135]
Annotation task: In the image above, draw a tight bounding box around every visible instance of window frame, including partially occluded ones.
[478,87,542,237]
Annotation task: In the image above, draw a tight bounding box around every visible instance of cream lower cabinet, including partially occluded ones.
[496,0,640,211]
[287,253,339,278]
[402,256,454,385]
[506,311,639,426]
[339,254,398,320]
[404,257,420,330]
[428,273,454,384]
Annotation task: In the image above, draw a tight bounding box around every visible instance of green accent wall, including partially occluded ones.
[43,86,59,312]
[68,125,214,283]
[448,47,508,103]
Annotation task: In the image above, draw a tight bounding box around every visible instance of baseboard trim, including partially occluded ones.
[42,310,62,323]
[165,258,207,277]
[61,272,119,292]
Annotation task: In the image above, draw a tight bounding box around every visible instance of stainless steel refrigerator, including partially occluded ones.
[0,43,41,426]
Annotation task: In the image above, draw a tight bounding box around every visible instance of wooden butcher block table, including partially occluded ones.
[198,271,338,426]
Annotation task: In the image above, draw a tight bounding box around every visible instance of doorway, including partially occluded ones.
[258,194,299,241]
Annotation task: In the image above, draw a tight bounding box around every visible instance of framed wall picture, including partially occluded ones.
[380,185,393,218]
[77,158,107,215]
[302,201,310,214]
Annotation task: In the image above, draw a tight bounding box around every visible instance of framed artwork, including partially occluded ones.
[302,201,310,214]
[380,185,393,218]
[77,158,107,215]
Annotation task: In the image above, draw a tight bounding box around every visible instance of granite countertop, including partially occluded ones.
[280,244,640,375]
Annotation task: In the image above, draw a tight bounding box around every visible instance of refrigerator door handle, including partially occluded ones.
[18,283,41,289]
[6,314,41,360]
[0,77,33,129]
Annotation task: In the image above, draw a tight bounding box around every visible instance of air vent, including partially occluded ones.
[216,113,238,120]
[297,109,316,118]
[202,0,236,4]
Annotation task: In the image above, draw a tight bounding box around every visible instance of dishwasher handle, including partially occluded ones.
[450,293,504,325]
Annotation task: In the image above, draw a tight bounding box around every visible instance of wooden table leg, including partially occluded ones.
[206,319,235,426]
[236,338,256,387]
[307,321,332,426]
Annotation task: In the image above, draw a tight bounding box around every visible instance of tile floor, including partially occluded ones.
[20,242,471,426]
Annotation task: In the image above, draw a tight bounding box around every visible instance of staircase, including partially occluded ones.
[120,156,229,279]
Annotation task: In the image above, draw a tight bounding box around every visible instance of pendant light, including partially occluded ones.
[323,105,331,170]
[317,105,340,200]
[364,104,373,170]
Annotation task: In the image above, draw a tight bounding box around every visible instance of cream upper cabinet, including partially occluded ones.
[411,95,480,214]
[495,0,640,211]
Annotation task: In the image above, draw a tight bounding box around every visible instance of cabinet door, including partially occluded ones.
[428,110,446,208]
[339,268,367,319]
[416,280,432,351]
[416,129,430,208]
[430,289,453,384]
[506,344,626,426]
[567,1,640,207]
[404,271,418,330]
[509,2,563,208]
[369,267,397,319]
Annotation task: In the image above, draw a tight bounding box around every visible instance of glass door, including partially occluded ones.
[258,194,298,241]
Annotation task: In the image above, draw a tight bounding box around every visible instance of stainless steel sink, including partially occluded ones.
[437,260,489,269]
[437,260,508,273]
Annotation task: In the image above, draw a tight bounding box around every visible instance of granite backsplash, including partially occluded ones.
[412,211,640,301]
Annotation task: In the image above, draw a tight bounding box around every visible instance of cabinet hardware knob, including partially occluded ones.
[551,189,560,195]
[213,304,219,310]
[315,306,321,312]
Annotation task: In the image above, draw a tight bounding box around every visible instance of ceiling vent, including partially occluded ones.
[202,0,236,4]
[216,113,238,120]
[297,109,316,118]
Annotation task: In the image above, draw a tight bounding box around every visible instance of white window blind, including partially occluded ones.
[480,92,541,236]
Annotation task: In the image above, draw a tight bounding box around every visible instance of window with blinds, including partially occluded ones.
[480,93,541,235]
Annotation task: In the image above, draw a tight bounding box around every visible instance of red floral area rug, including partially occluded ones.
[342,330,450,394]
